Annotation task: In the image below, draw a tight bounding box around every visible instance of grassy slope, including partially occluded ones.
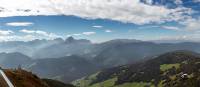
[160,63,180,71]
[73,51,200,87]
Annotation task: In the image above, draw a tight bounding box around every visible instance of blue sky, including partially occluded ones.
[0,0,199,42]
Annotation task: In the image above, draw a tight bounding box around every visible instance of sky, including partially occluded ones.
[0,0,200,42]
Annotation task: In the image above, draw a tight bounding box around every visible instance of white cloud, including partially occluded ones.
[105,30,112,33]
[0,35,36,42]
[0,0,193,25]
[0,34,59,42]
[0,30,14,35]
[82,32,96,35]
[68,32,96,37]
[20,35,36,41]
[92,25,103,28]
[47,33,62,39]
[0,29,62,41]
[6,22,33,26]
[20,29,48,36]
[35,30,49,36]
[180,18,200,31]
[161,26,180,31]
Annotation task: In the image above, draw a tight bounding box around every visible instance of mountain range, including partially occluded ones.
[2,37,200,83]
[1,37,200,60]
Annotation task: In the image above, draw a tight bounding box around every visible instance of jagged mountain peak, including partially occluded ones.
[65,36,75,43]
[65,36,91,44]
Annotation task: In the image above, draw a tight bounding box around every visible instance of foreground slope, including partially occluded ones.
[3,68,75,87]
[73,50,200,87]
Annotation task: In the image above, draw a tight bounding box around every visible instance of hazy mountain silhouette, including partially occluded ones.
[27,55,99,82]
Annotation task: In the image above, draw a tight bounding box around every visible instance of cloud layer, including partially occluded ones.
[0,0,199,42]
[0,0,194,25]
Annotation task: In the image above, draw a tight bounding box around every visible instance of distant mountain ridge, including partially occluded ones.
[1,37,200,60]
[27,55,100,82]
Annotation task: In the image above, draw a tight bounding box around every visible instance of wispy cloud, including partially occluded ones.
[19,29,62,39]
[68,32,96,37]
[19,29,35,33]
[82,32,96,35]
[72,33,82,36]
[92,25,103,28]
[20,29,48,36]
[105,30,112,33]
[0,35,34,42]
[161,26,180,31]
[6,22,33,27]
[35,30,49,36]
[0,29,64,41]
